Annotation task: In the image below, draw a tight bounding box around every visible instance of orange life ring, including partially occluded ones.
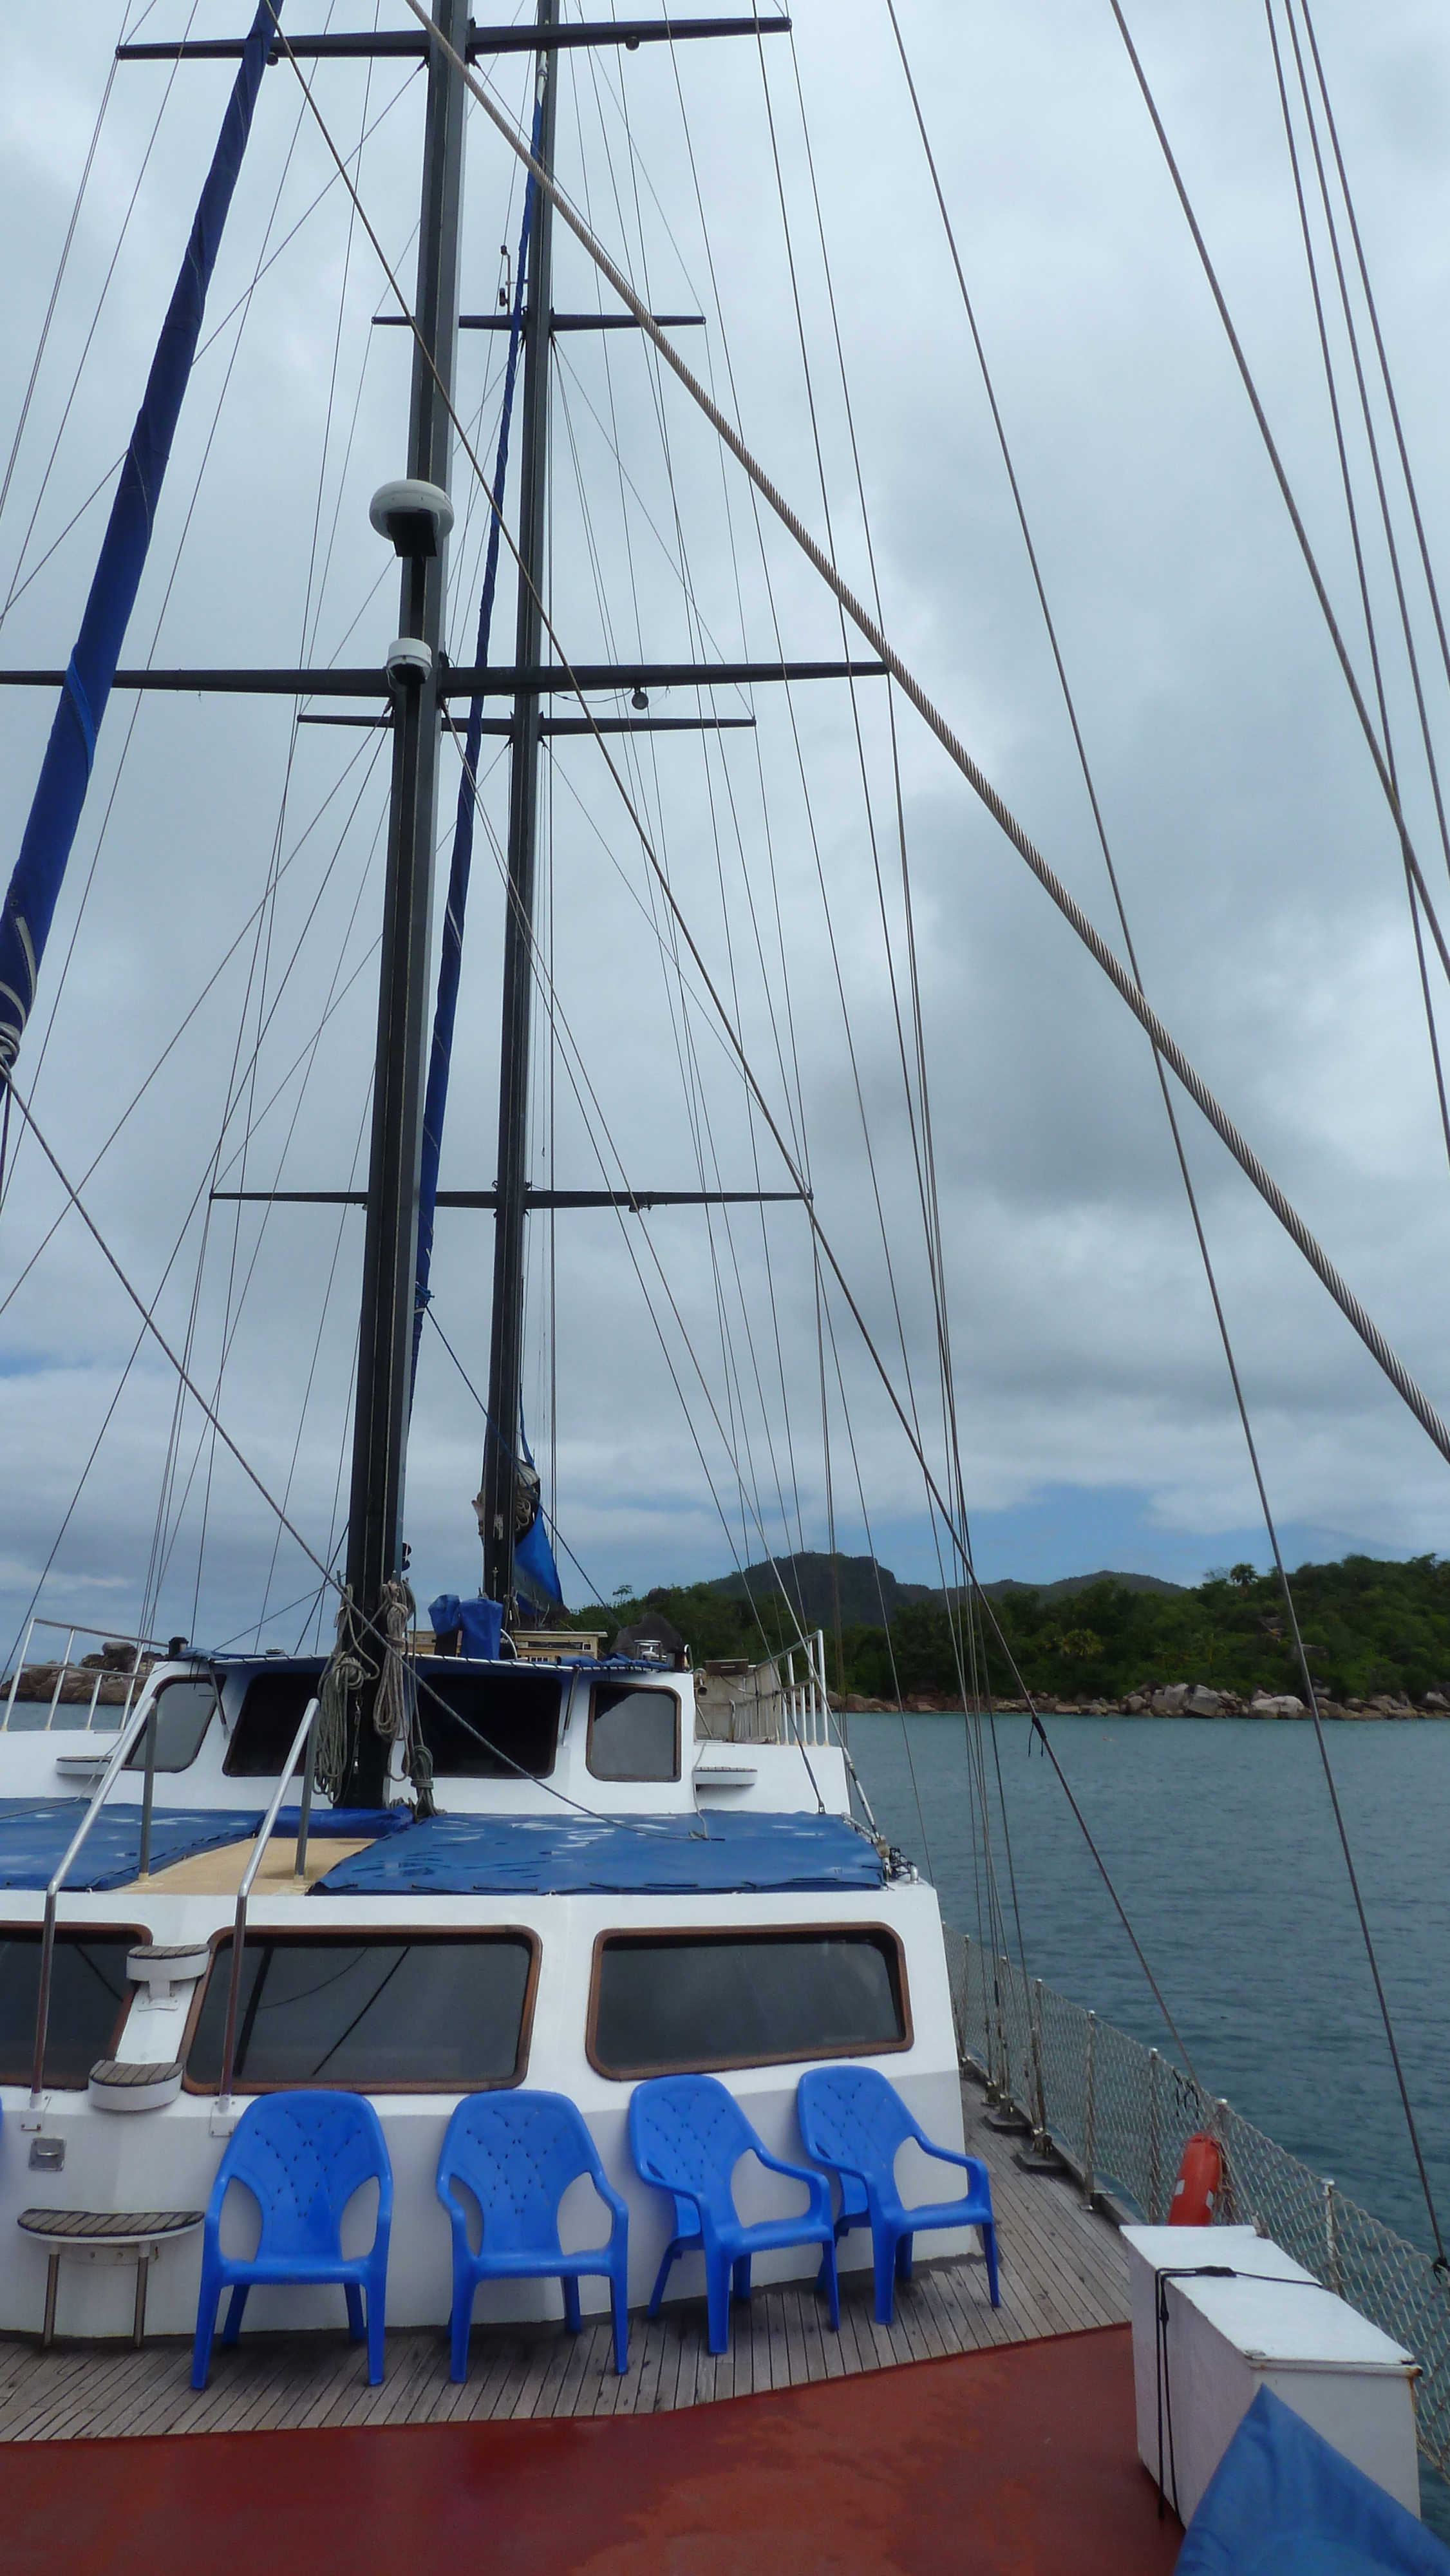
[1168,2131,1223,2226]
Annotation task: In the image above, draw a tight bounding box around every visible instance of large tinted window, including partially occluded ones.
[415,1667,560,1778]
[222,1665,324,1777]
[590,1930,908,2078]
[185,1933,535,2091]
[0,1927,138,2087]
[125,1677,217,1774]
[588,1685,679,1782]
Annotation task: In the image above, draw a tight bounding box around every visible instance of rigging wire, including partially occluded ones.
[1261,0,1450,1179]
[1106,1,1450,995]
[888,0,1447,2253]
[0,0,203,628]
[0,1,131,538]
[1296,1,1450,813]
[240,11,1430,2074]
[397,0,1450,1488]
[768,22,990,1742]
[556,94,805,1592]
[3,1072,700,1837]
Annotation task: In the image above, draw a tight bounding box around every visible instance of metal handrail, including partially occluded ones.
[29,1687,158,2107]
[216,1697,320,2114]
[3,1618,165,1734]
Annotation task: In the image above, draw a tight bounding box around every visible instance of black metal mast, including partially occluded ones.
[480,0,558,1610]
[343,0,467,1791]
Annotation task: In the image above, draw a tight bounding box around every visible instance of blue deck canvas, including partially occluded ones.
[0,1799,265,1891]
[312,1809,886,1898]
[0,1800,408,1891]
[1177,2386,1450,2575]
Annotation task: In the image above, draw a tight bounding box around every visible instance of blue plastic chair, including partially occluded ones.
[436,2090,630,2380]
[191,2092,393,2389]
[796,2063,999,2324]
[628,2072,839,2356]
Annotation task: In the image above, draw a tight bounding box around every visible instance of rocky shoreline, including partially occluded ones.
[836,1683,1449,1720]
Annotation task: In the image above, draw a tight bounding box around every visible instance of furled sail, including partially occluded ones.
[0,3,277,1073]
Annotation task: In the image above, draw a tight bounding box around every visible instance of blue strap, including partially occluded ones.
[63,657,97,775]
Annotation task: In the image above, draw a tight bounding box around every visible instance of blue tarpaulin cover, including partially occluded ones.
[0,1800,265,1891]
[272,1806,414,1841]
[1177,2387,1450,2575]
[312,1809,885,1898]
[0,1800,411,1891]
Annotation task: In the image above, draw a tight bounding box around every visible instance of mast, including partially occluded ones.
[344,0,467,1788]
[480,0,558,1611]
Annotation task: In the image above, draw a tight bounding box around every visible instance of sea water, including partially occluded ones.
[850,1712,1450,2257]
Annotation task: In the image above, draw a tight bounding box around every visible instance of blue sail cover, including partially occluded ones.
[313,1809,887,1898]
[514,1414,562,1604]
[411,115,540,1391]
[0,5,276,1072]
[1177,2386,1450,2573]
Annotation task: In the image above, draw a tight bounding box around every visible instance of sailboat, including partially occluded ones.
[1,3,1449,2567]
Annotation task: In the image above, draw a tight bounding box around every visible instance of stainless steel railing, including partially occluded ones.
[216,1696,320,2116]
[29,1688,157,2107]
[950,1930,1450,2479]
[3,1616,157,1733]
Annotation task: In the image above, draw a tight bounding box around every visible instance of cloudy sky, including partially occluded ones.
[2,0,1449,1656]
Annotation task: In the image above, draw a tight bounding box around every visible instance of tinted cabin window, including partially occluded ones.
[186,1935,534,2092]
[0,1928,137,2088]
[125,1677,217,1774]
[223,1666,324,1777]
[588,1685,679,1781]
[414,1667,560,1778]
[590,1931,908,2078]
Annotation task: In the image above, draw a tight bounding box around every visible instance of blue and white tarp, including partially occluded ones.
[313,1808,886,1898]
[1178,2387,1450,2575]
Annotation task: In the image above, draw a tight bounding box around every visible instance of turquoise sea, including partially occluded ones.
[849,1713,1450,2257]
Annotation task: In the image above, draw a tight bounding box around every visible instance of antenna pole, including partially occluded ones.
[480,0,557,1609]
[344,0,467,1790]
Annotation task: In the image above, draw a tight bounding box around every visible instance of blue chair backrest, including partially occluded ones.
[437,2092,604,2255]
[216,2091,391,2259]
[797,2064,916,2179]
[628,2074,760,2226]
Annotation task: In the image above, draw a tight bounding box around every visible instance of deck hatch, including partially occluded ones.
[0,1924,147,2088]
[587,1926,910,2078]
[183,1928,538,2092]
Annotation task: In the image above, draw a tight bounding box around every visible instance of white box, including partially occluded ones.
[1123,2224,1420,2526]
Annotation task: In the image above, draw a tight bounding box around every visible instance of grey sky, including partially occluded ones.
[1,1,1449,1653]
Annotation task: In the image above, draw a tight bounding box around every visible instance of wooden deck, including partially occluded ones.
[0,2078,1129,2443]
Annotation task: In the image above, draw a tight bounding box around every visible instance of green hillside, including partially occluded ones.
[562,1553,1450,1705]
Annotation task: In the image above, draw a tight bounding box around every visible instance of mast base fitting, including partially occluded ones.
[385,635,434,692]
[370,477,455,558]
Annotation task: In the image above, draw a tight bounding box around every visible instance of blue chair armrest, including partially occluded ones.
[753,2145,834,2226]
[596,2176,631,2234]
[806,2149,873,2194]
[900,2117,989,2188]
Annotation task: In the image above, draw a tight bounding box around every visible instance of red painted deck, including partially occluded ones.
[5,2322,1180,2574]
